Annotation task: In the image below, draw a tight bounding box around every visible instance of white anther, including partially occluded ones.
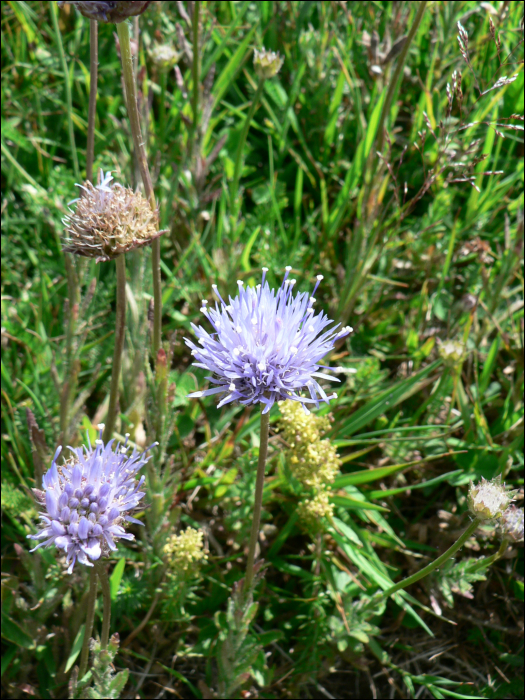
[262,267,268,272]
[236,325,242,333]
[308,324,315,333]
[290,346,298,355]
[316,275,324,281]
[212,284,218,290]
[225,305,233,312]
[309,297,316,304]
[251,317,257,325]
[307,308,314,315]
[200,307,207,313]
[201,300,208,306]
[233,348,241,356]
[290,279,296,285]
[229,383,236,391]
[237,280,244,285]
[257,362,266,371]
[97,423,105,430]
[285,266,292,271]
[95,439,103,445]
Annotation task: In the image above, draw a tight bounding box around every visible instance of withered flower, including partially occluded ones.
[62,170,164,262]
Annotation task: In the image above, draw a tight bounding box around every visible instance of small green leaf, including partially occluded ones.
[110,558,126,601]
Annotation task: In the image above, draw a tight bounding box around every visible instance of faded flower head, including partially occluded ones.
[468,476,517,521]
[438,339,465,367]
[164,527,208,574]
[253,47,284,79]
[185,267,353,414]
[150,44,180,68]
[58,1,151,23]
[28,427,155,573]
[499,506,524,543]
[63,170,164,262]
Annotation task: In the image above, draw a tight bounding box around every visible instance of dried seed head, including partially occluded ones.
[62,170,164,262]
[499,506,524,543]
[253,47,284,79]
[57,1,151,23]
[468,476,518,521]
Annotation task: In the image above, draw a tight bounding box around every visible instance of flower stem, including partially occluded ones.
[244,408,270,595]
[103,254,126,443]
[231,80,265,214]
[96,562,112,650]
[78,567,98,680]
[116,20,162,355]
[380,517,481,600]
[376,1,428,154]
[86,19,98,184]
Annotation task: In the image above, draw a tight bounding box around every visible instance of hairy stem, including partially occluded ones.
[78,567,98,680]
[86,19,98,184]
[244,408,270,595]
[376,1,428,153]
[96,562,112,650]
[117,20,162,354]
[103,254,126,443]
[381,517,481,600]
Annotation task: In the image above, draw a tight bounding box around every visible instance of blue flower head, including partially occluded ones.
[185,267,352,414]
[28,428,155,574]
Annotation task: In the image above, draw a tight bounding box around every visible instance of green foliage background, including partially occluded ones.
[1,1,523,698]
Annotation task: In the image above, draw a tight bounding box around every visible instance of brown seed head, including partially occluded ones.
[62,170,164,262]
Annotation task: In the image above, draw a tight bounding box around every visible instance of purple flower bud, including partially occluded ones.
[83,484,95,497]
[90,502,99,514]
[74,489,83,500]
[58,492,69,510]
[80,498,90,509]
[61,507,71,523]
[69,497,79,508]
[99,483,111,498]
[108,507,120,522]
[98,497,108,511]
[78,516,90,540]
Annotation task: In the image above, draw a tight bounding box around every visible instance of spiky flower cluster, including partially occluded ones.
[164,527,208,575]
[253,48,284,79]
[279,400,341,528]
[185,268,352,414]
[58,1,151,23]
[28,428,154,573]
[499,506,524,543]
[62,170,164,262]
[467,476,517,521]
